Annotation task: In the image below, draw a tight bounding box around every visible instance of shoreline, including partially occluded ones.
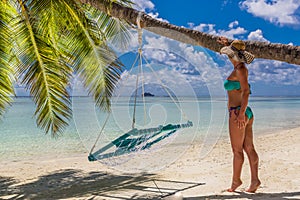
[1,126,300,199]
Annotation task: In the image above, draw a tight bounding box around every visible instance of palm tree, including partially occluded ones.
[1,0,299,136]
[0,0,132,136]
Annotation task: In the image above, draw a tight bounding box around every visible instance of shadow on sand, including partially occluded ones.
[2,172,299,199]
[0,169,202,199]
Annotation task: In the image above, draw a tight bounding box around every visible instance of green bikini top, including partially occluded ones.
[224,79,251,93]
[224,80,241,91]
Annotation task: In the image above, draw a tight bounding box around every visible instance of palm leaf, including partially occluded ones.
[13,1,72,136]
[98,12,133,51]
[57,0,123,111]
[85,6,133,51]
[0,1,15,117]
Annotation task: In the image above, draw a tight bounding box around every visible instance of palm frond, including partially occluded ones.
[96,11,133,51]
[80,47,122,110]
[83,4,133,51]
[0,1,16,117]
[58,0,123,111]
[13,1,72,136]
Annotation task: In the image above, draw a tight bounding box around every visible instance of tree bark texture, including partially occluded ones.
[80,0,300,65]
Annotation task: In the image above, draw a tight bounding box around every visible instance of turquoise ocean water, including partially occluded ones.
[1,96,300,169]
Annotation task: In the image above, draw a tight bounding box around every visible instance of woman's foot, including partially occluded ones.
[227,179,242,192]
[246,180,261,193]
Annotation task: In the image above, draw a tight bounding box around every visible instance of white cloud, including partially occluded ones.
[192,21,247,39]
[131,0,155,11]
[146,12,169,23]
[131,0,168,22]
[249,60,300,85]
[218,27,248,39]
[144,36,170,52]
[229,20,239,28]
[247,29,269,42]
[193,24,217,34]
[240,0,300,26]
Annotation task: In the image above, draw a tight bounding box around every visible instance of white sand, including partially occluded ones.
[1,127,300,199]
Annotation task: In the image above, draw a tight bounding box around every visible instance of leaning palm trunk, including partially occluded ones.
[80,0,300,65]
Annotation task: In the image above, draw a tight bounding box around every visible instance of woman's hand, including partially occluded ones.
[235,112,247,129]
[217,36,229,46]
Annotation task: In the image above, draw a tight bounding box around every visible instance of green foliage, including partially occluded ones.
[0,1,15,117]
[0,0,133,136]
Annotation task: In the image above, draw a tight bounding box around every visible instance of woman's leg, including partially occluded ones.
[243,117,261,192]
[228,110,246,192]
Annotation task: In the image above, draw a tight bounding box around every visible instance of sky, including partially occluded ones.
[115,0,300,97]
[15,0,300,97]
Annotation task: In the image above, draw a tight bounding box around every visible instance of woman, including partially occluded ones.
[218,37,261,193]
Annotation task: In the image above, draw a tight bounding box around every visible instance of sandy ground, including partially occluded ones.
[1,127,300,200]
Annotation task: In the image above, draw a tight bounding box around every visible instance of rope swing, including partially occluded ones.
[88,12,193,162]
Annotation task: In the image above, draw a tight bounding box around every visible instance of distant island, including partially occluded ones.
[143,92,155,97]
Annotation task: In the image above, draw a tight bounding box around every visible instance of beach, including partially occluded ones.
[1,126,300,200]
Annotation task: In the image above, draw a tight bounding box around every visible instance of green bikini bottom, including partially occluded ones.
[229,106,253,119]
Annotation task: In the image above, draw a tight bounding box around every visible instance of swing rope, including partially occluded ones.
[89,49,143,154]
[90,12,144,154]
[134,13,188,121]
[132,12,146,129]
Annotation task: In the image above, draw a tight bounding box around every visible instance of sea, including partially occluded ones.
[1,96,300,172]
